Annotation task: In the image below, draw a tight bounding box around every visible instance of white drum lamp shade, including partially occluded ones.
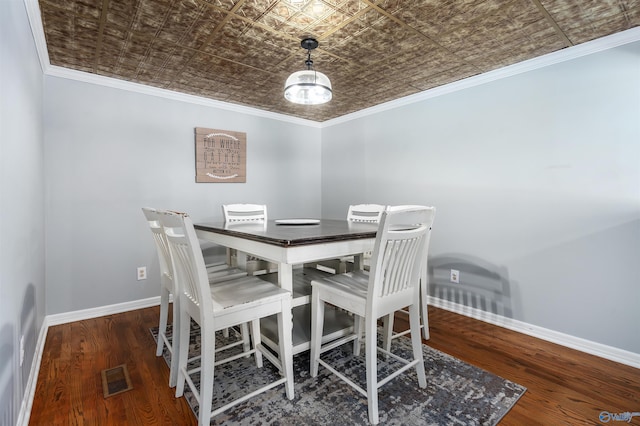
[284,69,332,105]
[284,38,332,105]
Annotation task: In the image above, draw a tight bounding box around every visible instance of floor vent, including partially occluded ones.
[101,364,133,398]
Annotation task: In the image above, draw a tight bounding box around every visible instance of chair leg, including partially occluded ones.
[157,286,170,356]
[236,251,248,269]
[381,313,394,353]
[310,290,325,377]
[168,295,181,388]
[199,326,216,426]
[353,315,362,356]
[420,276,430,340]
[240,322,251,359]
[250,319,263,368]
[226,247,233,266]
[175,309,191,398]
[409,304,427,388]
[277,299,295,400]
[365,316,379,425]
[382,276,430,350]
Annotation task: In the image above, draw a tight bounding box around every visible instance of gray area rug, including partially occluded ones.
[151,323,525,425]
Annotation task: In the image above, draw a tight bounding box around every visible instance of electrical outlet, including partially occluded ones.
[20,335,25,366]
[450,269,460,284]
[137,266,147,281]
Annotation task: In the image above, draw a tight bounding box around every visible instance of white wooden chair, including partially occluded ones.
[142,208,175,359]
[222,203,268,222]
[346,204,385,270]
[222,204,277,274]
[309,206,435,424]
[347,203,386,223]
[159,210,294,425]
[381,204,434,346]
[306,204,385,274]
[142,207,249,387]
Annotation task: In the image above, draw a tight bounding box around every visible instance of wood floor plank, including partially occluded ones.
[399,308,640,425]
[29,305,639,425]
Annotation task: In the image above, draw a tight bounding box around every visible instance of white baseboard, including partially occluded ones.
[15,316,48,426]
[428,296,640,369]
[16,296,161,425]
[46,296,161,326]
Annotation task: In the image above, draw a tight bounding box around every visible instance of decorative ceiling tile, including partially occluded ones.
[37,0,640,121]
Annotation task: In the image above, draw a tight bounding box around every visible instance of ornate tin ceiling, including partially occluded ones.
[38,0,639,122]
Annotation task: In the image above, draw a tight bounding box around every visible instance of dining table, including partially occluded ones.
[194,218,379,355]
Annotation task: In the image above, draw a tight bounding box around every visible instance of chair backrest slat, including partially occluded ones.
[173,239,199,304]
[158,211,213,322]
[223,204,267,222]
[347,204,385,223]
[142,207,173,284]
[368,206,435,309]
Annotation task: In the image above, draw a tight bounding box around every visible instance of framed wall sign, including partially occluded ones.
[195,127,246,183]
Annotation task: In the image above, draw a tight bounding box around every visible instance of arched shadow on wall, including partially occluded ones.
[428,254,514,318]
[20,283,36,397]
[1,323,15,426]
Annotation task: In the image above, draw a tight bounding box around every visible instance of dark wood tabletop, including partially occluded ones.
[194,219,378,247]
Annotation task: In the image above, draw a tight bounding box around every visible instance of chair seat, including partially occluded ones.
[211,275,290,311]
[207,266,247,282]
[311,270,369,299]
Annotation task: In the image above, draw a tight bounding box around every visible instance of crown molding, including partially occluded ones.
[45,65,322,128]
[23,0,320,128]
[322,26,640,128]
[23,0,48,73]
[24,0,640,128]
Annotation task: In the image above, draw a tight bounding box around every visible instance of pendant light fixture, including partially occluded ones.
[284,38,332,105]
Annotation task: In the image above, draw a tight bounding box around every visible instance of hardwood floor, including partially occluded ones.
[30,307,196,426]
[30,306,640,425]
[419,310,640,426]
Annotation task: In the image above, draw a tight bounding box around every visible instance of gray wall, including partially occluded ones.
[1,0,46,423]
[44,78,322,314]
[322,42,640,354]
